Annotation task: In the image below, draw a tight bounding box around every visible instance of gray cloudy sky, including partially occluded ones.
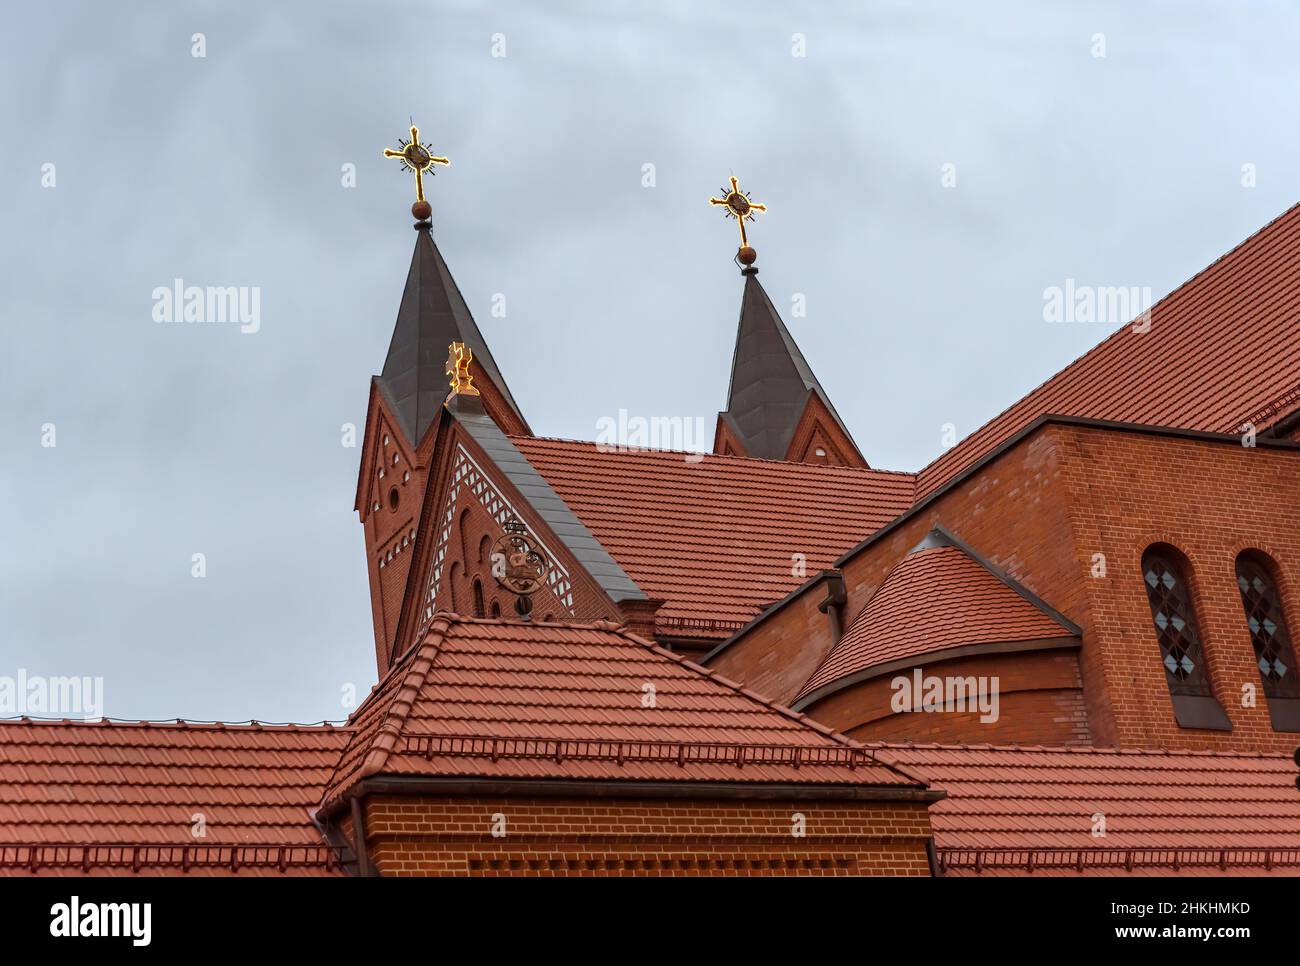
[2,1,1296,723]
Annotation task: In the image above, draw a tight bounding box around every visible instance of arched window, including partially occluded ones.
[471,579,485,619]
[490,599,501,618]
[457,509,473,567]
[447,562,462,613]
[478,535,492,565]
[1235,552,1300,731]
[1141,546,1231,730]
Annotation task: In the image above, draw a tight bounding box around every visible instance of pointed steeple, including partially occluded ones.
[377,224,530,445]
[358,123,532,675]
[706,171,865,466]
[715,269,867,466]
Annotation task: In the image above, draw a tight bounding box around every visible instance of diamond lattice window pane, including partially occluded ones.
[1145,552,1214,693]
[1235,556,1299,696]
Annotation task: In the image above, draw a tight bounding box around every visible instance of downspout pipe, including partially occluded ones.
[816,571,847,643]
[350,795,373,877]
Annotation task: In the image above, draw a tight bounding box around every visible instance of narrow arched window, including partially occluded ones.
[1235,552,1300,731]
[490,599,501,618]
[1143,550,1208,688]
[1141,546,1231,730]
[457,509,473,567]
[447,562,462,613]
[472,579,485,618]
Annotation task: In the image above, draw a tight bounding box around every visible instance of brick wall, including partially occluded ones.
[428,425,624,627]
[1057,424,1300,752]
[708,579,838,706]
[359,400,428,670]
[358,794,934,876]
[364,412,630,676]
[784,391,869,467]
[710,422,1300,754]
[836,428,1085,637]
[805,650,1091,745]
[710,428,1086,716]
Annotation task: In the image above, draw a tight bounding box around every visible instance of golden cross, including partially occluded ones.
[709,175,767,249]
[382,124,450,203]
[445,342,480,397]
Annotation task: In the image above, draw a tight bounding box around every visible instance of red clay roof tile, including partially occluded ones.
[322,615,924,808]
[798,544,1076,702]
[0,720,350,875]
[915,203,1300,502]
[876,742,1300,875]
[510,438,915,637]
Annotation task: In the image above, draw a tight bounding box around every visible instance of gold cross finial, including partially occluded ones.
[383,123,450,219]
[709,175,766,265]
[445,342,480,397]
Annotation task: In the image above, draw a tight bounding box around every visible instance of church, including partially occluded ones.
[3,128,1299,877]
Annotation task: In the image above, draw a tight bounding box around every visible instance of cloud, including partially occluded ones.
[2,0,1295,719]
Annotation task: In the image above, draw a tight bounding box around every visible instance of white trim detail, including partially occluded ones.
[419,443,575,628]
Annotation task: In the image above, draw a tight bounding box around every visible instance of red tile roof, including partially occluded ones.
[916,203,1300,501]
[0,719,350,876]
[797,543,1076,703]
[511,437,915,638]
[876,742,1300,876]
[322,615,925,808]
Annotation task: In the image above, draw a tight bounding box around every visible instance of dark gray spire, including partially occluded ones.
[720,271,859,461]
[377,225,529,445]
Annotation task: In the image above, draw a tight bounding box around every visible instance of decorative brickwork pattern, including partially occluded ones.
[362,796,934,877]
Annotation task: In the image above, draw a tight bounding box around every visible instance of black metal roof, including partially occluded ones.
[720,272,859,461]
[377,225,530,445]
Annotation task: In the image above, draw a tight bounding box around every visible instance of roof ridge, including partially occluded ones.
[0,716,348,731]
[510,435,917,477]
[910,525,1081,635]
[349,624,441,714]
[423,613,635,631]
[914,201,1300,486]
[354,616,453,782]
[384,613,638,686]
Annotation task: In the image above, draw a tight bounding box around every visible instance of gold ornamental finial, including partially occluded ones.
[383,123,450,221]
[709,175,766,267]
[445,341,480,397]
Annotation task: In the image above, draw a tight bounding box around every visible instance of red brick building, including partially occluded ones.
[5,201,1300,876]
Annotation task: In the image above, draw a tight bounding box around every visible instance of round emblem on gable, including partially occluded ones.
[490,526,548,598]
